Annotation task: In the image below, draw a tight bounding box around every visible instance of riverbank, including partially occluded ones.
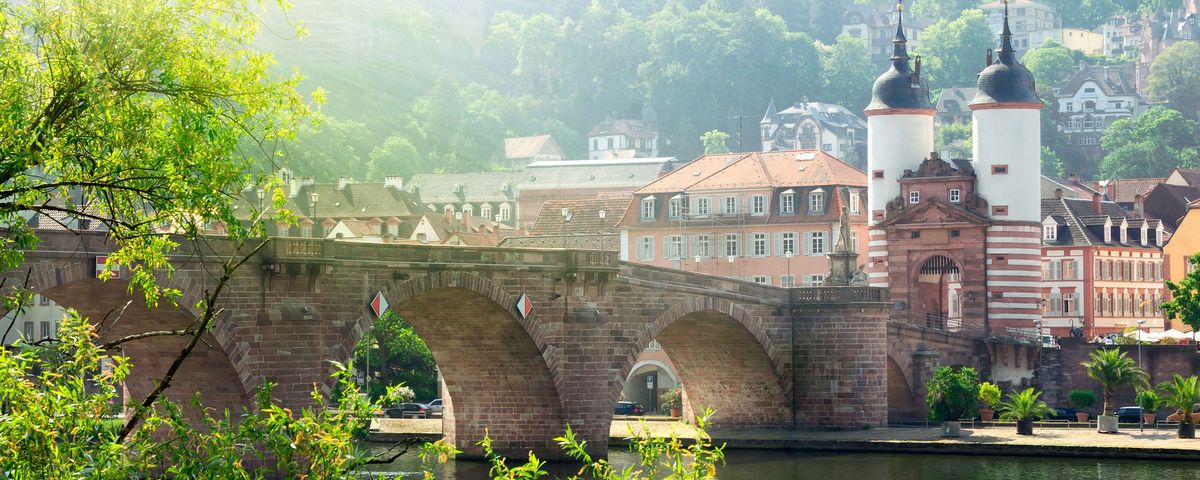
[369,417,1200,461]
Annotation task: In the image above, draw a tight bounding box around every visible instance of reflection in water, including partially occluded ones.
[360,447,1200,479]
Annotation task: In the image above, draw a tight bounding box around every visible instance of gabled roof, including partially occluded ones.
[519,159,676,191]
[875,197,990,229]
[1087,178,1163,204]
[587,117,656,139]
[1145,182,1200,230]
[531,198,628,236]
[404,172,523,205]
[776,102,867,130]
[935,87,977,115]
[1041,197,1163,247]
[1058,65,1139,98]
[503,135,560,160]
[633,150,865,195]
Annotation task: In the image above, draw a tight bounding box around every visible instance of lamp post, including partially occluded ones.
[785,250,793,287]
[309,191,320,237]
[1138,318,1147,432]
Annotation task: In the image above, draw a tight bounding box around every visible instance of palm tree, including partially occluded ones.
[1158,374,1200,438]
[1082,348,1148,415]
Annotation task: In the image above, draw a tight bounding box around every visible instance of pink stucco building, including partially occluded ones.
[617,150,868,287]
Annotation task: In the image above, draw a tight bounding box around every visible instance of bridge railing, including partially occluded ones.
[790,286,886,304]
[890,312,1041,345]
[263,237,620,271]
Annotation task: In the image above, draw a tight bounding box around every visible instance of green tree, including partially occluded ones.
[925,366,980,422]
[1163,253,1200,333]
[1148,41,1200,120]
[368,135,426,180]
[287,116,372,182]
[1082,348,1148,415]
[821,34,875,112]
[701,129,731,154]
[917,10,996,90]
[1023,42,1077,88]
[1099,107,1200,179]
[1048,0,1120,29]
[935,122,972,159]
[356,311,438,402]
[910,0,980,20]
[1042,146,1066,177]
[0,0,312,290]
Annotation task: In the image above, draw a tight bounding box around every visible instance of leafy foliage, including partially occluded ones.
[1069,389,1097,409]
[662,385,684,410]
[1158,374,1200,424]
[1135,388,1161,412]
[1083,348,1149,415]
[935,122,972,159]
[701,130,731,154]
[916,10,995,90]
[820,34,874,113]
[0,310,382,478]
[0,0,312,304]
[1023,42,1077,88]
[925,366,979,422]
[1099,107,1199,179]
[998,388,1053,421]
[1042,146,1066,178]
[354,311,438,402]
[978,382,1002,409]
[1149,41,1200,120]
[1163,253,1200,334]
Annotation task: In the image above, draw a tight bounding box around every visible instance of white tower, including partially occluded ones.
[864,2,935,226]
[864,2,935,288]
[969,0,1044,334]
[969,0,1042,224]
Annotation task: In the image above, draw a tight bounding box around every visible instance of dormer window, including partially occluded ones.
[669,195,685,219]
[1140,224,1148,246]
[1103,218,1113,243]
[780,189,796,215]
[481,203,492,220]
[808,189,825,214]
[1157,223,1165,247]
[640,197,655,221]
[849,190,861,214]
[1043,224,1057,241]
[1120,220,1129,244]
[499,203,511,221]
[949,189,961,203]
[909,191,920,204]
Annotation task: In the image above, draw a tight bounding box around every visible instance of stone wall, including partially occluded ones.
[1037,338,1200,411]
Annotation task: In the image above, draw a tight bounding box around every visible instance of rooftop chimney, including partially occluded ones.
[1070,173,1080,186]
[384,176,403,189]
[1093,192,1103,215]
[338,177,353,191]
[1055,188,1063,199]
[1134,193,1146,217]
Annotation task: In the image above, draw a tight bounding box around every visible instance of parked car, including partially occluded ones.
[1049,407,1077,421]
[428,398,443,415]
[614,401,644,416]
[386,403,432,418]
[1115,406,1143,424]
[1166,404,1200,422]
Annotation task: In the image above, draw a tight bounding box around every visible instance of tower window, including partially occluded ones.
[909,191,920,204]
[949,189,961,203]
[872,170,884,179]
[950,229,961,238]
[992,205,1009,216]
[911,231,921,239]
[992,165,1009,175]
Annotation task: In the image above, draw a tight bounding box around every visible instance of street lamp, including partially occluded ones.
[1138,318,1147,432]
[694,255,701,273]
[785,250,793,288]
[727,255,735,279]
[309,191,320,237]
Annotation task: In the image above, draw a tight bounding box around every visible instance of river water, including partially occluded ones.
[360,448,1200,479]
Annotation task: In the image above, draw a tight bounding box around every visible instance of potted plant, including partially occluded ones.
[1082,348,1148,433]
[998,387,1053,435]
[1069,389,1097,423]
[662,385,683,418]
[1135,388,1160,425]
[978,382,1001,422]
[1158,374,1200,438]
[925,366,979,437]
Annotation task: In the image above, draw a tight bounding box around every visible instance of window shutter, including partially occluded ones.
[774,232,784,256]
[663,237,671,259]
[803,232,813,255]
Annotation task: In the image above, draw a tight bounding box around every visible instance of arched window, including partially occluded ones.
[443,204,455,213]
[462,203,474,217]
[481,203,492,220]
[499,203,511,221]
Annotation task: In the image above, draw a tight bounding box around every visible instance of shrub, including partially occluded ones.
[925,367,979,422]
[978,382,1002,409]
[1069,389,1097,410]
[998,388,1053,421]
[1135,388,1160,412]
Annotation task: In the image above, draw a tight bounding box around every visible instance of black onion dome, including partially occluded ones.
[971,2,1041,106]
[865,3,933,112]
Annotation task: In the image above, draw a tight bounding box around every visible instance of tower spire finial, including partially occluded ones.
[998,0,1016,61]
[891,1,909,63]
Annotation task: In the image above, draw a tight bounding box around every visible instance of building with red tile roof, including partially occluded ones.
[618,150,867,287]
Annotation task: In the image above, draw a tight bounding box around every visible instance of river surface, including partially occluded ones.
[360,448,1200,479]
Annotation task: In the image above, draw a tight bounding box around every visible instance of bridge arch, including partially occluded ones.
[342,270,564,458]
[626,296,791,427]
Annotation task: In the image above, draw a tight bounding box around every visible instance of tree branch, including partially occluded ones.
[100,328,196,350]
[117,238,268,442]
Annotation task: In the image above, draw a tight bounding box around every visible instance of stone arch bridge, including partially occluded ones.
[9,231,1005,458]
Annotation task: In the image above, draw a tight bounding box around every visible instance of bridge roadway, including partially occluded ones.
[7,231,992,459]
